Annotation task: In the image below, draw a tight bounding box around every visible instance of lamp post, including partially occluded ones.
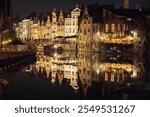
[95,31,106,52]
[131,30,138,38]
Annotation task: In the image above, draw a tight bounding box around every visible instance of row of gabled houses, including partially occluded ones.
[14,3,150,51]
[14,5,81,41]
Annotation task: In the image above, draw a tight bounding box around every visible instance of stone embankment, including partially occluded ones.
[0,51,36,72]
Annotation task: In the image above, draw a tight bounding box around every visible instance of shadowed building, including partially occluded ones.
[0,0,12,31]
[0,0,13,44]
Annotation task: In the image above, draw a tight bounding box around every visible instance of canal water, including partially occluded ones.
[1,48,150,100]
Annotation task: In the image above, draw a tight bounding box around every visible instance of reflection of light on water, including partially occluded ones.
[94,62,139,82]
[70,84,79,92]
[130,69,138,79]
[97,69,100,74]
[130,74,133,78]
[25,49,141,95]
[51,78,55,84]
[126,83,131,87]
[53,52,57,57]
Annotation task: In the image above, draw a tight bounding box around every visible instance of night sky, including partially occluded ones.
[12,0,150,18]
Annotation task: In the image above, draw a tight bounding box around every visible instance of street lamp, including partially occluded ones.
[97,31,100,35]
[131,30,137,38]
[96,31,104,42]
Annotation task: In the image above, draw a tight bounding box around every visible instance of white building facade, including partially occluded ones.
[18,19,33,41]
[65,5,81,36]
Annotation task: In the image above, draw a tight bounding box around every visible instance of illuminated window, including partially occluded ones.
[126,25,128,31]
[111,73,115,82]
[105,72,108,81]
[111,24,115,32]
[118,24,121,31]
[123,24,126,31]
[73,28,75,33]
[66,71,71,75]
[105,24,109,32]
[70,28,71,33]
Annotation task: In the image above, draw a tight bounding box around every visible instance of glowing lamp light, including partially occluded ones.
[131,31,134,34]
[97,31,100,35]
[53,53,57,57]
[97,69,100,74]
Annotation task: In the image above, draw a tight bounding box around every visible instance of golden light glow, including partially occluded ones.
[16,6,81,41]
[98,34,134,44]
[97,63,137,74]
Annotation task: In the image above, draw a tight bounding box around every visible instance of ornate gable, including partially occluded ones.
[71,5,81,13]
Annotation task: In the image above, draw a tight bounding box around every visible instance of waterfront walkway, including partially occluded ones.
[0,50,36,72]
[0,52,27,60]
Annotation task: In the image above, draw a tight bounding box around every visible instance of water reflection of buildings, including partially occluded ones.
[25,50,79,91]
[51,52,78,90]
[24,49,141,98]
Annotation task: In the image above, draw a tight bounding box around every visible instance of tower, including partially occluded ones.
[0,0,12,30]
[52,8,57,24]
[51,8,57,39]
[58,10,64,25]
[82,4,89,19]
[46,16,51,25]
[124,0,129,9]
[45,16,51,40]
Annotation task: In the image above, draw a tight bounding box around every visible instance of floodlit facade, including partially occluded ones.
[15,3,146,53]
[16,6,81,41]
[18,19,33,41]
[65,5,81,36]
[45,16,52,40]
[77,4,93,52]
[57,10,65,37]
[31,19,39,40]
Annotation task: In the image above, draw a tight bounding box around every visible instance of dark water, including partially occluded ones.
[1,49,150,100]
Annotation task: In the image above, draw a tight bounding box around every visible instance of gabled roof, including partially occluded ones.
[79,4,114,24]
[71,7,81,13]
[26,11,68,23]
[113,9,145,18]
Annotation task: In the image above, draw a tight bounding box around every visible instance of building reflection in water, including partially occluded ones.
[23,49,142,99]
